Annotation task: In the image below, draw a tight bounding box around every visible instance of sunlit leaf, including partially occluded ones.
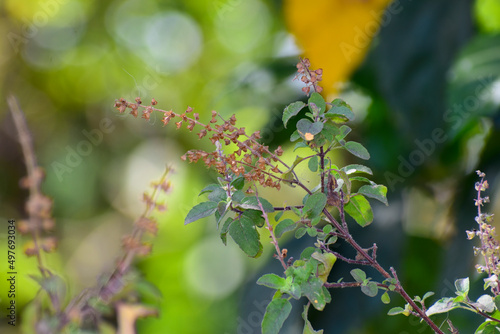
[358,184,388,206]
[283,101,306,128]
[344,195,373,227]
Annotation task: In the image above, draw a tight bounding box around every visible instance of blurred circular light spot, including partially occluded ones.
[184,236,245,299]
[144,13,203,73]
[214,0,271,53]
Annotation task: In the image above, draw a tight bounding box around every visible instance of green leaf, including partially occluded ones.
[261,298,293,334]
[303,192,327,218]
[341,164,373,175]
[426,297,461,316]
[242,209,265,227]
[344,195,373,227]
[198,184,220,196]
[220,217,233,245]
[302,277,327,310]
[358,184,388,206]
[387,307,405,316]
[257,274,287,290]
[240,196,274,212]
[475,295,495,313]
[275,219,296,238]
[302,303,324,334]
[422,291,435,302]
[283,101,306,128]
[297,119,324,141]
[308,92,326,114]
[185,201,218,225]
[455,277,470,296]
[300,247,316,260]
[381,292,391,304]
[342,141,370,160]
[308,155,319,172]
[348,176,372,184]
[231,190,245,203]
[321,122,339,142]
[208,187,227,202]
[312,252,337,283]
[229,215,262,257]
[322,224,333,234]
[335,125,351,141]
[350,268,367,283]
[231,176,245,190]
[326,98,355,123]
[290,130,301,142]
[361,281,378,297]
[295,227,307,239]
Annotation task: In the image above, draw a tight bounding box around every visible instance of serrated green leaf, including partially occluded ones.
[361,281,378,297]
[381,292,391,304]
[283,101,306,128]
[257,274,287,290]
[342,164,373,175]
[185,201,218,225]
[275,219,296,238]
[262,298,293,334]
[358,184,388,206]
[303,192,327,219]
[309,92,326,113]
[344,195,373,227]
[229,215,261,257]
[308,155,319,172]
[343,141,370,160]
[350,268,367,283]
[240,196,274,212]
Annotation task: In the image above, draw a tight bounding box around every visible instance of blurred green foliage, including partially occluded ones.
[1,0,500,333]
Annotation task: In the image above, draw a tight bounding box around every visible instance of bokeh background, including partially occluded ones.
[1,0,500,333]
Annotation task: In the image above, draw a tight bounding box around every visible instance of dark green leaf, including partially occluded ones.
[242,209,265,227]
[240,196,274,212]
[343,141,370,160]
[185,201,218,225]
[303,192,327,218]
[308,155,319,172]
[283,101,306,128]
[301,247,316,260]
[231,176,245,190]
[274,211,284,222]
[358,184,388,206]
[326,98,355,123]
[208,187,227,202]
[229,215,261,257]
[257,274,287,290]
[231,190,245,203]
[344,195,373,227]
[321,122,340,142]
[220,217,233,245]
[275,219,296,238]
[198,184,220,196]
